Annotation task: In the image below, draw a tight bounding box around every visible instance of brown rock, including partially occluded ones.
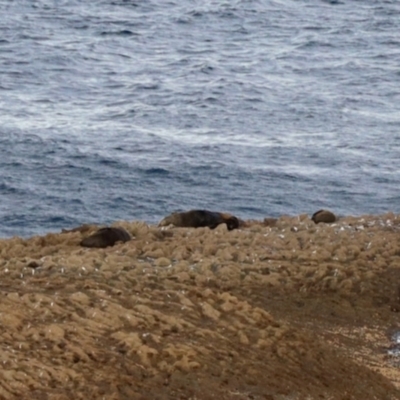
[263,217,278,227]
[155,257,171,267]
[27,260,40,269]
[0,213,400,399]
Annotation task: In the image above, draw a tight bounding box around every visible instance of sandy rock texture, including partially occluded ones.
[1,213,400,399]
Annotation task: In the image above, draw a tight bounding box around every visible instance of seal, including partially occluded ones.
[80,227,131,248]
[311,209,336,224]
[158,209,239,231]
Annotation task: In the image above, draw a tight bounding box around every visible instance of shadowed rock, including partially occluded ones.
[158,210,239,231]
[311,209,336,224]
[263,218,278,227]
[80,227,131,248]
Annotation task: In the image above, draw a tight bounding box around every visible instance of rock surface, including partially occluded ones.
[0,214,400,399]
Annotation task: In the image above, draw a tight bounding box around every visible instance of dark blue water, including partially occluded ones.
[1,0,399,238]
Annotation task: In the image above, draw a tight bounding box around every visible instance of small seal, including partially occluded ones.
[80,227,131,248]
[158,209,239,231]
[311,209,336,224]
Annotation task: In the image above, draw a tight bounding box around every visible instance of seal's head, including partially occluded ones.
[158,213,179,228]
[219,213,239,231]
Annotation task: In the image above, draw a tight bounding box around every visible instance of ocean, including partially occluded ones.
[1,0,399,238]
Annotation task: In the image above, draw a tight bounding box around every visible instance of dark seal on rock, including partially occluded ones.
[80,227,131,248]
[311,210,336,224]
[158,210,239,231]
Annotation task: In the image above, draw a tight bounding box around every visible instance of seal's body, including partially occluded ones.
[80,227,131,248]
[311,210,336,224]
[159,209,239,231]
